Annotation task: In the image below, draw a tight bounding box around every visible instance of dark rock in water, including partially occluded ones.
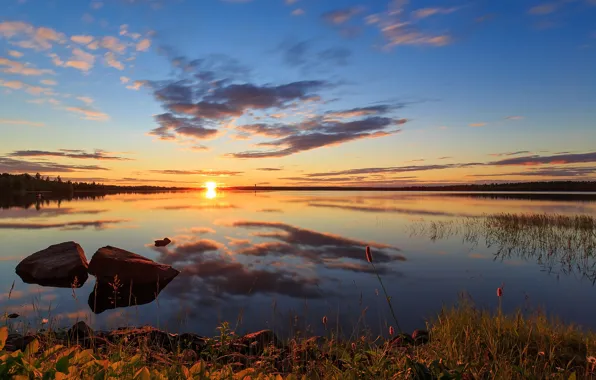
[88,279,170,313]
[88,245,179,285]
[412,329,429,345]
[389,332,414,347]
[7,313,19,319]
[87,245,179,313]
[15,241,88,288]
[154,237,171,247]
[69,321,94,341]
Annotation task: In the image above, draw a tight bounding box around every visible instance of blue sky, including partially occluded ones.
[1,0,595,186]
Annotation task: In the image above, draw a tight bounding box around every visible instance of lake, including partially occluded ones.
[1,190,596,337]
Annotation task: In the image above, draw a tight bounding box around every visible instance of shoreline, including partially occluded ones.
[2,303,595,378]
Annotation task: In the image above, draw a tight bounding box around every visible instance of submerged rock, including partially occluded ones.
[154,237,172,247]
[15,241,88,288]
[87,246,179,313]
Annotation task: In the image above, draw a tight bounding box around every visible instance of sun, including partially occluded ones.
[205,181,217,191]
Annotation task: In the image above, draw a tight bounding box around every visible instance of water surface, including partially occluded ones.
[1,190,595,336]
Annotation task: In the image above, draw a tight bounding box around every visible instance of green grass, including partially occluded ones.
[2,301,595,379]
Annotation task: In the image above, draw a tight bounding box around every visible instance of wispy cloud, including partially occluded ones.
[529,3,558,15]
[469,122,486,127]
[9,149,133,161]
[65,106,109,121]
[0,57,55,76]
[149,169,243,176]
[322,7,364,25]
[0,156,109,173]
[0,118,44,127]
[411,7,459,19]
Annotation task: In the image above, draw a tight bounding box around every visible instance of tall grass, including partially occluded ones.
[411,213,596,282]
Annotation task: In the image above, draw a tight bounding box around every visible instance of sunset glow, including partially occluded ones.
[0,0,594,186]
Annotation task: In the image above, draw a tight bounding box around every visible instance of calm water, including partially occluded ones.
[1,190,596,336]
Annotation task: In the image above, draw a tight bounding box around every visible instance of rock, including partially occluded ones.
[7,313,19,319]
[181,349,198,362]
[68,321,94,340]
[5,334,36,352]
[239,330,280,354]
[178,333,208,352]
[88,246,179,285]
[87,246,179,313]
[412,329,429,345]
[15,241,88,288]
[389,333,414,347]
[154,238,171,247]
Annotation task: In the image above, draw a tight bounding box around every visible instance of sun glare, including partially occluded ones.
[206,181,217,191]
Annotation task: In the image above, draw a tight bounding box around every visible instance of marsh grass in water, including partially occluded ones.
[411,213,596,283]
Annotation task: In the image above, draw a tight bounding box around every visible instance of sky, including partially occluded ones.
[0,0,595,187]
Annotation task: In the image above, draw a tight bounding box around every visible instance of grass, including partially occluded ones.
[2,301,596,379]
[410,213,596,283]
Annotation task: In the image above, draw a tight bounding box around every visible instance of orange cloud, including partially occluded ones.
[71,35,94,44]
[65,106,109,121]
[469,122,486,127]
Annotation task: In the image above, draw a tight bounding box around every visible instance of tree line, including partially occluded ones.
[0,173,185,194]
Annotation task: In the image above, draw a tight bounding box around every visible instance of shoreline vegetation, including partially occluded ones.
[2,173,596,195]
[2,302,595,379]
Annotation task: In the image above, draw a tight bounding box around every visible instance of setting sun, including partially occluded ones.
[206,181,217,191]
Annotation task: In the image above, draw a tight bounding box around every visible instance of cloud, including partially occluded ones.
[0,156,110,173]
[76,96,93,105]
[65,106,109,121]
[491,152,596,166]
[149,169,243,176]
[366,2,452,48]
[256,167,283,171]
[292,8,305,16]
[228,117,403,158]
[0,79,52,96]
[91,1,104,10]
[148,113,219,140]
[8,50,23,58]
[0,21,65,50]
[412,7,459,19]
[0,219,129,230]
[505,115,524,120]
[469,166,596,178]
[71,35,94,44]
[278,39,351,73]
[100,36,127,53]
[126,80,144,90]
[0,57,55,76]
[469,122,486,127]
[40,79,57,85]
[136,38,151,51]
[120,76,130,83]
[301,151,596,180]
[0,118,44,127]
[489,151,531,157]
[104,52,124,70]
[529,3,558,15]
[9,149,132,161]
[65,48,95,72]
[0,79,24,89]
[322,7,363,25]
